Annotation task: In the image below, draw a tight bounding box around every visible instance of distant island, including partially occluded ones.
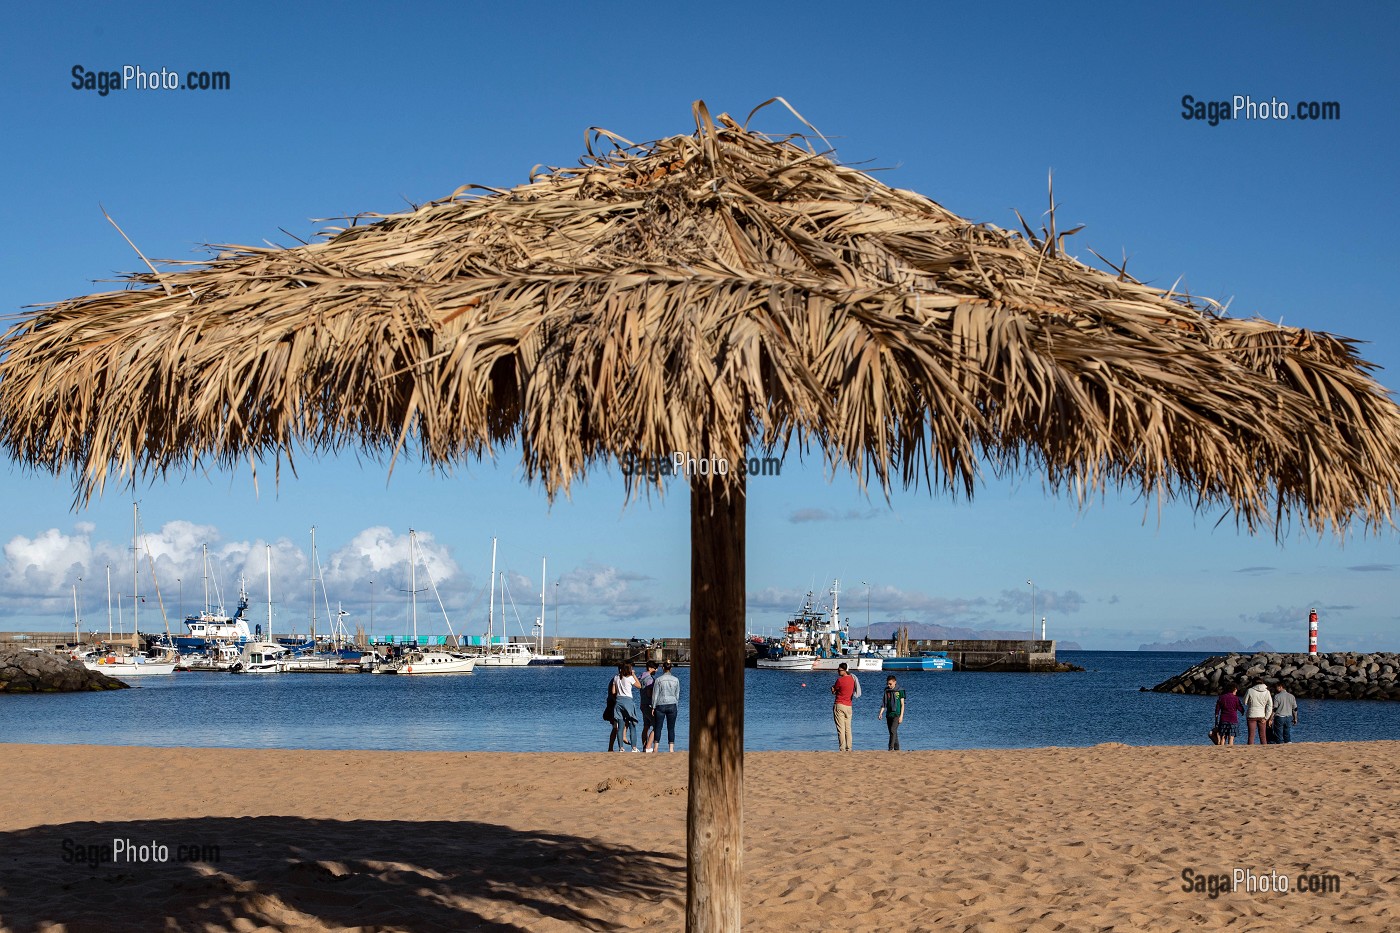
[1138,636,1277,653]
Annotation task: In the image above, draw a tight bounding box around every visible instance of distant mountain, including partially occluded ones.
[1138,636,1278,653]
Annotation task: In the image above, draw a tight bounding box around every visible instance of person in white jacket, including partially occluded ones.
[1244,680,1274,745]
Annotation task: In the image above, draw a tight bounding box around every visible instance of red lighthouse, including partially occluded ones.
[1308,608,1318,655]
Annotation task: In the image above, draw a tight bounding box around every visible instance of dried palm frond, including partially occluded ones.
[2,101,1398,536]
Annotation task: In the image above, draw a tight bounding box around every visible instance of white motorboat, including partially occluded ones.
[177,643,243,671]
[233,641,289,673]
[279,654,342,672]
[475,641,534,667]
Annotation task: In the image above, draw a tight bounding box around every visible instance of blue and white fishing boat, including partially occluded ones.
[882,651,954,672]
[153,547,253,653]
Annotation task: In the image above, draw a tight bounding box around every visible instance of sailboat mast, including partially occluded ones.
[487,537,497,647]
[309,526,318,644]
[539,557,546,654]
[106,564,113,640]
[72,584,79,645]
[410,530,419,641]
[202,544,210,615]
[266,544,273,640]
[132,503,139,636]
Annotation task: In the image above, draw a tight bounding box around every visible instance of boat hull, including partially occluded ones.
[382,652,476,674]
[756,656,815,671]
[82,659,176,676]
[883,656,953,671]
[528,655,566,665]
[812,656,884,672]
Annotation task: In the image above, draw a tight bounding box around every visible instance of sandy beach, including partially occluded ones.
[0,741,1395,932]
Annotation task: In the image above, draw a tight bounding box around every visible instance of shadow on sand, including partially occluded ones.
[0,816,683,932]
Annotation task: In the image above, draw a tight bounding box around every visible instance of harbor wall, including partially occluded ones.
[904,639,1063,672]
[547,637,691,666]
[0,631,139,649]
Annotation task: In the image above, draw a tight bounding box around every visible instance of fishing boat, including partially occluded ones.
[80,505,176,676]
[755,641,816,670]
[807,581,883,672]
[755,592,819,670]
[153,547,253,653]
[380,530,475,675]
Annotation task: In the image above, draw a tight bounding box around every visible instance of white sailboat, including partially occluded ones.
[81,505,176,676]
[381,530,475,675]
[473,539,534,666]
[529,558,566,665]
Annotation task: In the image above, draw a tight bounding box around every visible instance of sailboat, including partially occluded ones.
[235,544,291,673]
[280,527,344,671]
[380,530,475,674]
[528,557,565,665]
[81,504,176,676]
[472,538,533,667]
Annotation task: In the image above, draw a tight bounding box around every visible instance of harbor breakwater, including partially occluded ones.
[1150,652,1400,701]
[0,648,129,693]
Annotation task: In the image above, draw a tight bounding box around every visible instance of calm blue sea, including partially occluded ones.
[3,651,1399,752]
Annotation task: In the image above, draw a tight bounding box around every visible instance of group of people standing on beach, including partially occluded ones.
[832,662,907,751]
[604,659,681,752]
[1213,680,1299,745]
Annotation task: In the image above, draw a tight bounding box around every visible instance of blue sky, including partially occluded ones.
[1,1,1397,650]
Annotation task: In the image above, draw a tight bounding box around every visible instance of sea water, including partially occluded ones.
[3,652,1399,752]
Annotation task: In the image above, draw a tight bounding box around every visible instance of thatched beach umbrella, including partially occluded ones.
[4,100,1400,930]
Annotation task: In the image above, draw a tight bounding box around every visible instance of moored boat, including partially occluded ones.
[882,651,954,672]
[232,640,289,673]
[378,530,475,675]
[380,649,476,674]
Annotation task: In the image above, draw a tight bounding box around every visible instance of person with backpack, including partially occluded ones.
[831,661,860,751]
[878,675,907,750]
[637,659,659,752]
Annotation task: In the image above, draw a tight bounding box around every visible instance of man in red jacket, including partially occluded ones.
[831,662,858,751]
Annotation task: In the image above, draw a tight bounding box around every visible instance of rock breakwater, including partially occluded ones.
[1150,652,1400,701]
[0,648,129,693]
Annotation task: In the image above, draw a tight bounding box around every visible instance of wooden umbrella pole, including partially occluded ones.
[686,471,747,932]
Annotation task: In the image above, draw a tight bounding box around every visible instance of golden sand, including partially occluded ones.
[0,742,1395,931]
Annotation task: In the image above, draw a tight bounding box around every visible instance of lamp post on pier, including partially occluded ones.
[1027,579,1035,645]
[861,580,871,639]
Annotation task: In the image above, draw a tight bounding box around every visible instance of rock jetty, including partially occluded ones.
[1150,652,1400,701]
[0,648,129,693]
